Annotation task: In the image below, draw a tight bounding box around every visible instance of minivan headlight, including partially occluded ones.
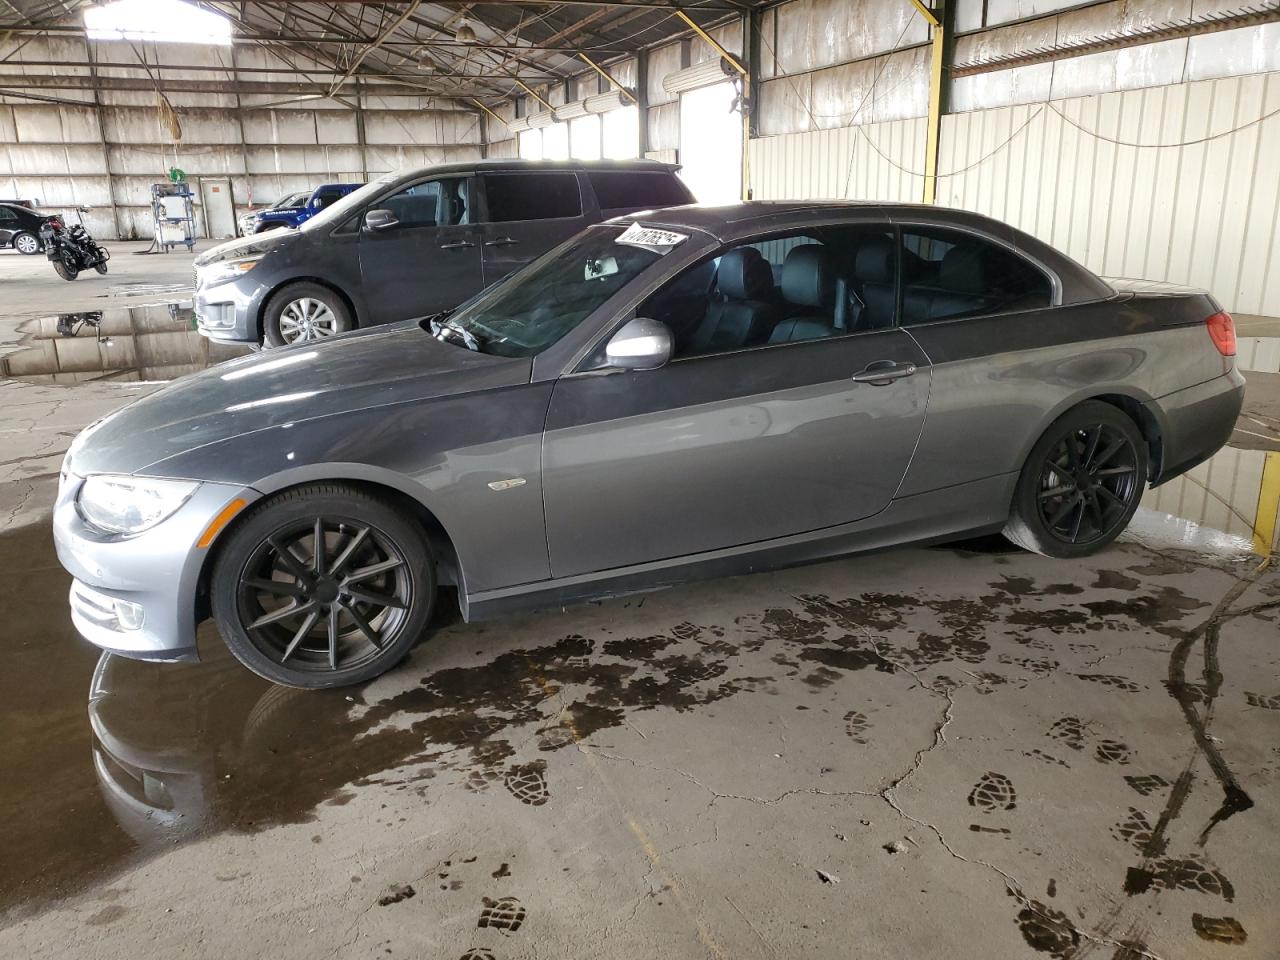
[77,475,199,535]
[201,256,263,287]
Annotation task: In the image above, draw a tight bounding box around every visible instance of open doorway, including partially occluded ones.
[678,81,743,204]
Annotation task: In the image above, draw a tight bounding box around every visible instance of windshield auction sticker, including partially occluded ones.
[615,222,689,253]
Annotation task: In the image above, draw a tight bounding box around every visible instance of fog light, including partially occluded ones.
[114,598,145,631]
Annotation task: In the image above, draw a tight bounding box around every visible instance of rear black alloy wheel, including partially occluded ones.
[1004,401,1148,558]
[212,484,434,688]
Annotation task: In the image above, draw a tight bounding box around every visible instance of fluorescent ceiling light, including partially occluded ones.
[84,0,233,45]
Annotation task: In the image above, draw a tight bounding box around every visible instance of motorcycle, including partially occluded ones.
[39,205,110,281]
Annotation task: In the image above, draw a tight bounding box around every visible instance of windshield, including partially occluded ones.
[275,191,309,209]
[437,225,677,358]
[299,171,400,233]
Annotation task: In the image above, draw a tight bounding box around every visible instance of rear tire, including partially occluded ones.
[1003,401,1148,558]
[211,483,436,689]
[12,231,40,255]
[262,281,353,347]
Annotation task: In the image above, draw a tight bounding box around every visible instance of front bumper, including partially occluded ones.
[53,473,260,661]
[194,277,264,344]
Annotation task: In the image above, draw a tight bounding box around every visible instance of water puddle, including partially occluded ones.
[0,302,250,384]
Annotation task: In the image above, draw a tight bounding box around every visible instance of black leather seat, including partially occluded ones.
[902,245,1000,322]
[683,247,782,355]
[851,239,897,331]
[769,244,841,344]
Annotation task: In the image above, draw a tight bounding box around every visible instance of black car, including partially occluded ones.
[0,202,57,255]
[192,159,696,347]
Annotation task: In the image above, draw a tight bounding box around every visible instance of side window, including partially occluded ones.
[313,189,343,209]
[379,178,471,228]
[588,172,692,215]
[484,173,582,223]
[899,227,1052,325]
[0,207,17,225]
[639,223,897,360]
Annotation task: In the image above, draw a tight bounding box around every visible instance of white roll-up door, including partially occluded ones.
[662,57,735,95]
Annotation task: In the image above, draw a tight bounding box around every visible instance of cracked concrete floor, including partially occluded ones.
[0,303,1278,959]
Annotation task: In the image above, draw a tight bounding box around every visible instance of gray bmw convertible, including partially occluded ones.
[54,202,1244,688]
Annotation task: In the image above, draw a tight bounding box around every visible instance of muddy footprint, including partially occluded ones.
[968,772,1017,811]
[1192,914,1247,944]
[1094,739,1131,765]
[1123,774,1170,797]
[504,761,550,806]
[478,896,527,933]
[843,710,871,744]
[1015,899,1080,959]
[1110,808,1153,850]
[1072,673,1142,692]
[1244,691,1280,710]
[1046,717,1087,751]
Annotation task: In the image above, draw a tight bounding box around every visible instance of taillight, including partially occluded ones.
[1205,311,1236,357]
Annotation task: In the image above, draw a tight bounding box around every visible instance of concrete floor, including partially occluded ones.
[1,248,1278,959]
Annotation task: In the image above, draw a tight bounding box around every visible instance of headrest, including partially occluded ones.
[939,245,991,294]
[854,240,895,284]
[718,247,774,301]
[781,244,835,308]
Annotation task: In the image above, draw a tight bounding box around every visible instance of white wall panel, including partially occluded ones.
[940,71,1280,316]
[749,116,927,202]
[751,71,1280,317]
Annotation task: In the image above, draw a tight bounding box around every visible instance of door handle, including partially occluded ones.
[439,240,475,250]
[483,236,519,248]
[851,360,917,385]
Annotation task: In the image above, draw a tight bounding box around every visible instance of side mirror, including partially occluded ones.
[364,208,399,232]
[605,317,673,371]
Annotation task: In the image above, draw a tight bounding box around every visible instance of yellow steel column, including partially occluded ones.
[1253,451,1280,557]
[909,0,944,204]
[578,54,639,103]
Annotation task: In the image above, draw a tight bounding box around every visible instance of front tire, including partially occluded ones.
[1003,401,1148,558]
[12,231,40,255]
[262,282,353,347]
[94,262,108,275]
[211,484,436,688]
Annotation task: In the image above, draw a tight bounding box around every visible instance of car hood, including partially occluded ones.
[194,229,297,266]
[65,323,531,478]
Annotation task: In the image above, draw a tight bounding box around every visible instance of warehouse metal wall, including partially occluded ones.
[0,37,483,240]
[750,70,1280,318]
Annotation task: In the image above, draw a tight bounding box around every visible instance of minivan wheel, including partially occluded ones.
[13,231,40,255]
[211,483,436,689]
[1004,401,1148,558]
[263,282,353,347]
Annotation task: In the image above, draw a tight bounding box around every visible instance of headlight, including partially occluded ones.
[77,475,199,536]
[200,256,262,287]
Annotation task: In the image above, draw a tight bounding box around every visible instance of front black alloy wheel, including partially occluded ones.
[212,484,435,688]
[1004,401,1148,558]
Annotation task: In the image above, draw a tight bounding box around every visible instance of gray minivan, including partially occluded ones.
[194,159,695,347]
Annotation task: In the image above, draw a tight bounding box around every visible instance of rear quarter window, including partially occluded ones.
[484,173,582,223]
[588,171,693,214]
